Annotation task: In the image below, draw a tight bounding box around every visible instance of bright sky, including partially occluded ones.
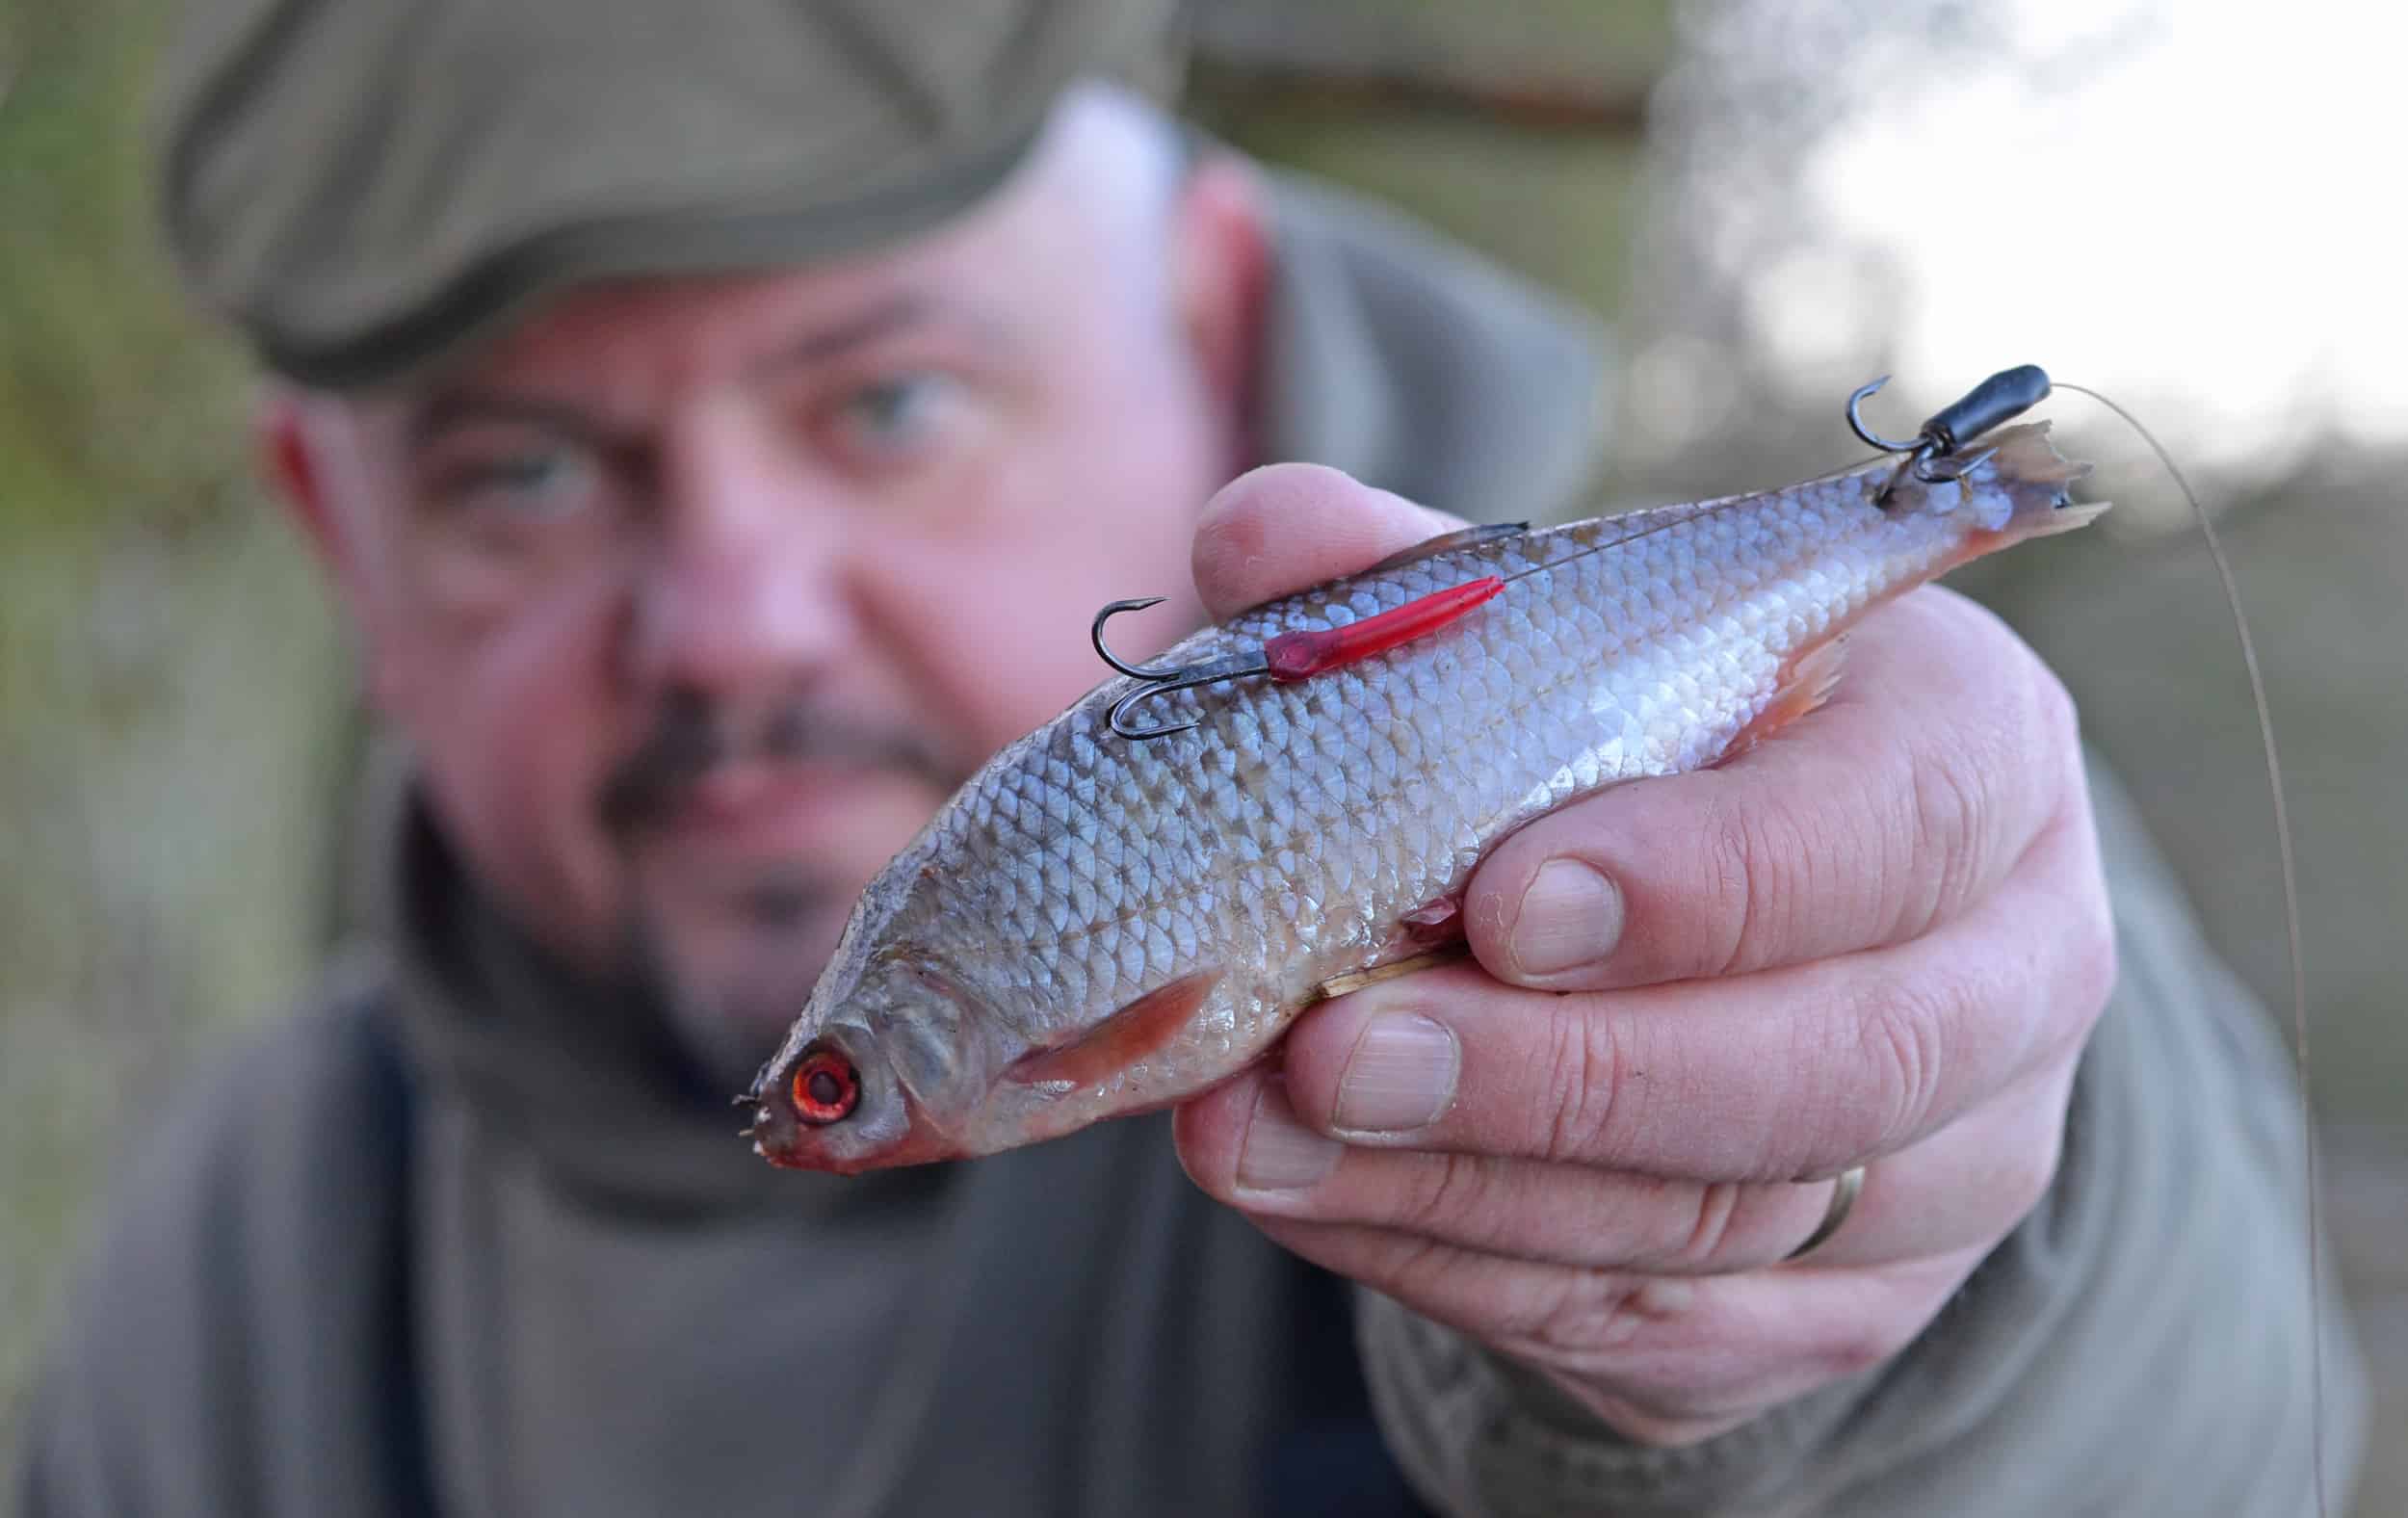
[1733,0,2401,480]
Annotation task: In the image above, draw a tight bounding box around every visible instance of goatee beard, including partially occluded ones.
[595,688,974,1097]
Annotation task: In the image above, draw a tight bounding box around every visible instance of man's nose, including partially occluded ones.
[623,418,854,696]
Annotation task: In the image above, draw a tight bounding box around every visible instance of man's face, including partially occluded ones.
[296,110,1253,1085]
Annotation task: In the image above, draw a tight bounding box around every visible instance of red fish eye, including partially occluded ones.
[790,1047,860,1126]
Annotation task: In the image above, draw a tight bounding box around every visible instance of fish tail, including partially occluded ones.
[1976,422,2107,540]
[2006,496,2111,540]
[1918,423,2107,568]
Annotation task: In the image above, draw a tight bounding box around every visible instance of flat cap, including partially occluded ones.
[158,0,1183,387]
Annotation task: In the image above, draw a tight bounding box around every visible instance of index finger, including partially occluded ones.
[1191,463,1468,621]
[1462,589,2085,991]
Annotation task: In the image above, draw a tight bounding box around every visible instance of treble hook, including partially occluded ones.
[1847,364,2052,504]
[1091,575,1512,742]
[1090,598,1269,741]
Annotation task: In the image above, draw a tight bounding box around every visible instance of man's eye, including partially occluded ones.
[828,374,962,458]
[442,448,594,518]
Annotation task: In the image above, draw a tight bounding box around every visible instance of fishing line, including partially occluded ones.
[2050,380,2325,1518]
[1508,380,2327,1510]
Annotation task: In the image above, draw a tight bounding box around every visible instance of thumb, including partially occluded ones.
[1191,463,1468,621]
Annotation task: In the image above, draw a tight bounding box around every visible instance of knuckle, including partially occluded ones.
[1698,792,1775,978]
[1850,974,1953,1150]
[1660,1181,1747,1271]
[1372,1234,1462,1313]
[1505,1271,1652,1359]
[1696,798,1753,968]
[1904,746,1990,933]
[1397,1152,1489,1236]
[1539,1006,1628,1163]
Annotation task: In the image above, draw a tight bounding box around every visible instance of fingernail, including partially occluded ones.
[1333,1012,1459,1133]
[1237,1081,1342,1192]
[1510,859,1623,978]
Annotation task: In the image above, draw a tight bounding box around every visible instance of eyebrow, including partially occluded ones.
[406,389,626,454]
[406,290,1018,451]
[744,289,1020,380]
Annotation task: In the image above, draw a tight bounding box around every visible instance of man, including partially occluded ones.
[15,1,2360,1513]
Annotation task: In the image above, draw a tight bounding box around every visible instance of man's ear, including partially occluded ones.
[1168,151,1269,458]
[256,389,400,706]
[258,389,360,582]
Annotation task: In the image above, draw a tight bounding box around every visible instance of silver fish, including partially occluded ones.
[749,424,2100,1172]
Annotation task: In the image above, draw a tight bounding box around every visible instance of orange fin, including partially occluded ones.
[1005,969,1222,1087]
[1723,638,1848,762]
[1400,893,1463,938]
[1362,522,1529,574]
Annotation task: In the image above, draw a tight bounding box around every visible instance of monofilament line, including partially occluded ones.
[2055,380,2324,1518]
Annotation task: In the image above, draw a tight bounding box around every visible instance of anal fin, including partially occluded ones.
[1722,638,1848,762]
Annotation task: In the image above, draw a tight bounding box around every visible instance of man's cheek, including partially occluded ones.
[395,585,638,955]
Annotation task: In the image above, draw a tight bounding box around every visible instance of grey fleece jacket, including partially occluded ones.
[13,176,2364,1518]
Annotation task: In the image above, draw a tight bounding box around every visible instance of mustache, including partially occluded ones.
[596,691,969,835]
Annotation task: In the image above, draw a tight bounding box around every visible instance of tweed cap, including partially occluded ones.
[157,0,1183,387]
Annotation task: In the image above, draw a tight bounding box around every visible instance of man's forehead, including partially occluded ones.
[447,275,998,388]
[379,260,1027,441]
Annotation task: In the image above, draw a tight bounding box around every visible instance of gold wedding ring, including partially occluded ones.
[1782,1165,1866,1264]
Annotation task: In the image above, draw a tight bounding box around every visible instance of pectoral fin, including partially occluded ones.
[1005,969,1224,1087]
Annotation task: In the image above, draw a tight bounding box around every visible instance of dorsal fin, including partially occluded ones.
[1362,521,1530,575]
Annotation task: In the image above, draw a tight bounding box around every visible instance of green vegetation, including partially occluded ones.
[0,0,351,1443]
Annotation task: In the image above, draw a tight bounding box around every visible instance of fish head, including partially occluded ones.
[746,943,1020,1173]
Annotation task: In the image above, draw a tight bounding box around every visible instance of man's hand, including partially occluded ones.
[1171,464,2118,1446]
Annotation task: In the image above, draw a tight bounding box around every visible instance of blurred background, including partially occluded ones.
[3,0,2399,1503]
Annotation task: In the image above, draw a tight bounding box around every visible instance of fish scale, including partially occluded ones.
[751,424,2098,1172]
